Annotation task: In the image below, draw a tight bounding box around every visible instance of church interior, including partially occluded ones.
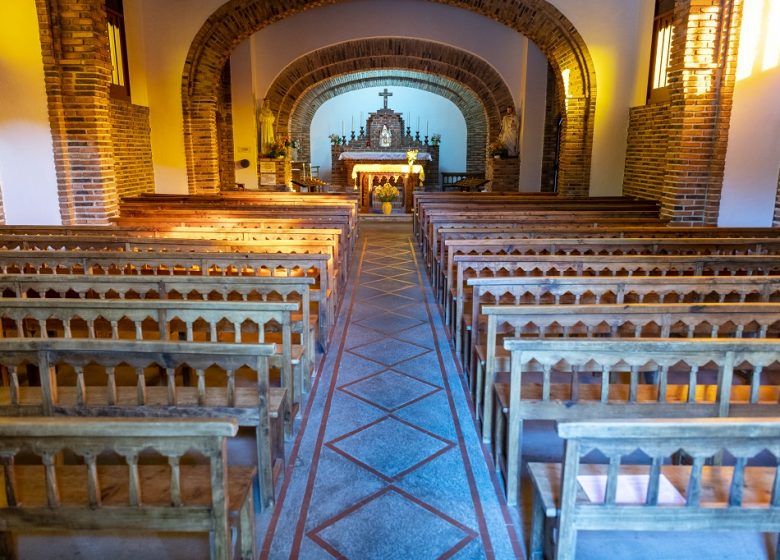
[1,0,780,558]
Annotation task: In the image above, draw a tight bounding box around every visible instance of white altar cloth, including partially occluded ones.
[350,163,425,182]
[339,151,432,161]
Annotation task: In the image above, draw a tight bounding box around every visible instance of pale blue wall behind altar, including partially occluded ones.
[310,86,467,184]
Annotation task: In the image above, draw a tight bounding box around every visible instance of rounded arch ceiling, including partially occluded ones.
[182,0,595,195]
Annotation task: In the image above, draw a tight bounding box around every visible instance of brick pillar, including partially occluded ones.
[36,0,119,224]
[661,0,742,225]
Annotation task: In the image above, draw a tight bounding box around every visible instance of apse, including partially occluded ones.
[309,86,467,182]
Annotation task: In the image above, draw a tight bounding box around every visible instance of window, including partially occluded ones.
[647,0,674,103]
[106,0,130,99]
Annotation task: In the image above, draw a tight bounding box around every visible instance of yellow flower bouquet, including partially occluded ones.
[374,182,400,202]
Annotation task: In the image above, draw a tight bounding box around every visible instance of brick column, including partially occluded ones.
[36,0,119,224]
[661,0,742,225]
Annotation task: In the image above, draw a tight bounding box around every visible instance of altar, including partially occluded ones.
[330,90,439,213]
[341,152,429,213]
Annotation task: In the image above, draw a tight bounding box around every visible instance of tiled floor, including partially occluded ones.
[260,223,522,559]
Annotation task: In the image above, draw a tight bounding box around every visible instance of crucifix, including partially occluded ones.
[378,88,393,109]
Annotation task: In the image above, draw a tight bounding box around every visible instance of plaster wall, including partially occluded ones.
[0,0,61,224]
[718,0,780,227]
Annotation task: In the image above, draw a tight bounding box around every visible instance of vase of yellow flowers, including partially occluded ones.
[374,182,399,214]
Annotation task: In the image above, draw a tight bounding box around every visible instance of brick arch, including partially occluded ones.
[182,0,596,195]
[265,41,505,175]
[286,70,487,174]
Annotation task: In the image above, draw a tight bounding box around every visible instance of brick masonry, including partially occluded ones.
[540,63,561,193]
[216,63,236,190]
[181,0,597,198]
[108,98,155,200]
[487,156,521,192]
[774,169,780,226]
[623,0,743,225]
[35,0,119,224]
[623,102,671,201]
[0,178,5,224]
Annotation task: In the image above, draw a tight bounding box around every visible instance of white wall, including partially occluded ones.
[310,87,467,182]
[0,0,61,224]
[125,0,650,195]
[549,0,652,195]
[519,40,548,191]
[231,39,259,190]
[718,0,780,226]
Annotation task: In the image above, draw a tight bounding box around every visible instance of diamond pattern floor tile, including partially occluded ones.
[361,292,418,310]
[349,338,429,367]
[309,488,474,560]
[340,370,439,411]
[327,417,453,480]
[354,311,423,334]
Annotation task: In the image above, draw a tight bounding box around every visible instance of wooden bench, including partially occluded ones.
[0,248,335,350]
[0,272,318,381]
[460,275,780,373]
[500,338,780,508]
[440,237,780,310]
[0,416,256,559]
[480,302,780,449]
[451,253,780,350]
[0,297,304,434]
[528,417,780,560]
[0,338,283,509]
[431,225,780,280]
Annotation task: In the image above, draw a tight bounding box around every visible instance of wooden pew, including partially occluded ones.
[0,234,344,305]
[441,237,780,311]
[0,274,317,383]
[528,417,780,560]
[0,416,256,559]
[461,275,780,372]
[480,302,780,448]
[0,338,282,509]
[451,253,780,352]
[430,226,780,288]
[500,338,780,507]
[0,249,335,349]
[0,298,303,434]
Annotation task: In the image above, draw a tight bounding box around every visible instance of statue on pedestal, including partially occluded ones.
[258,98,275,156]
[380,125,391,147]
[498,106,519,157]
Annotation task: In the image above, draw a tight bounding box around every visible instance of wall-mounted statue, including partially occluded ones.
[380,125,392,147]
[498,106,520,157]
[258,98,276,155]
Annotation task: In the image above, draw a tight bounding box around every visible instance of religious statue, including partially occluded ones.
[258,98,275,155]
[380,125,391,147]
[498,106,519,157]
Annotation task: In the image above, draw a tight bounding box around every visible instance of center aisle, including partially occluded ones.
[260,222,522,559]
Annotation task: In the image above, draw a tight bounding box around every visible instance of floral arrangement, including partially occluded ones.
[268,140,287,158]
[374,182,400,202]
[430,133,441,146]
[329,133,342,146]
[406,149,419,164]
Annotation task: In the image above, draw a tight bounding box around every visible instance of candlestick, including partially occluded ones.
[406,126,411,137]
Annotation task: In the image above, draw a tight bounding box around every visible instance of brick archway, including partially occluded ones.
[265,39,510,176]
[182,0,596,195]
[286,70,487,174]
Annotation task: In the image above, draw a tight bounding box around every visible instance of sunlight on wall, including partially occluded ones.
[736,0,780,80]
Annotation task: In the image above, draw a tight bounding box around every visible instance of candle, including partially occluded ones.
[417,117,420,131]
[341,121,344,135]
[360,112,363,125]
[426,121,429,136]
[351,115,354,131]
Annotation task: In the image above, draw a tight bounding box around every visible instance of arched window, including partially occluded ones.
[647,0,674,104]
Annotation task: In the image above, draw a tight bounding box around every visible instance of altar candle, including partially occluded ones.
[360,112,363,125]
[341,121,344,135]
[417,117,420,131]
[426,121,429,136]
[351,116,354,131]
